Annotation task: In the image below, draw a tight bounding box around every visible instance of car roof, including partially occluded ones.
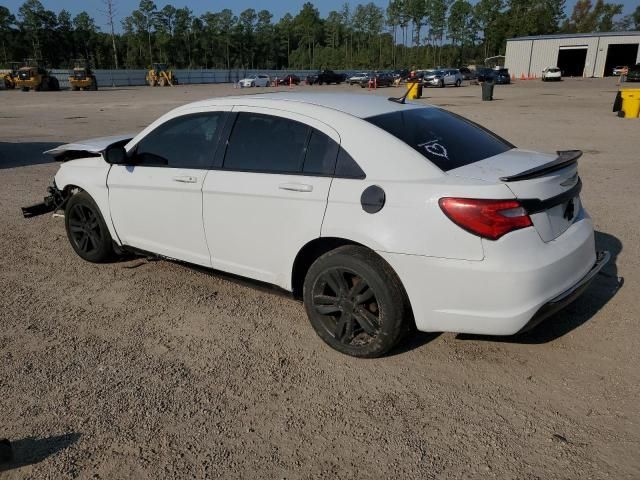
[181,92,426,119]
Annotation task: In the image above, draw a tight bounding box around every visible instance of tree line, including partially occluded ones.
[1,0,638,71]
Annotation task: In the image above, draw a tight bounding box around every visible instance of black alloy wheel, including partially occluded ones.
[68,203,102,256]
[311,267,381,346]
[64,191,115,263]
[303,246,408,358]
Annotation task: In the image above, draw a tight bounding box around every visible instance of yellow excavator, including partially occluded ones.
[2,62,20,89]
[15,60,60,92]
[68,59,98,91]
[146,63,178,86]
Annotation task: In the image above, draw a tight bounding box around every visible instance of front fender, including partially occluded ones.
[54,158,121,245]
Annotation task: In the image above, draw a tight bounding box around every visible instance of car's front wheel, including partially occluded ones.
[65,191,115,263]
[303,246,408,358]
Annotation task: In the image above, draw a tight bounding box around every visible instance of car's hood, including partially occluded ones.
[44,134,134,159]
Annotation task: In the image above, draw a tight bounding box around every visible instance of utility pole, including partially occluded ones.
[101,0,119,69]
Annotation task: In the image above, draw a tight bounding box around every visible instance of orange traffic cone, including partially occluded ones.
[520,73,526,80]
[511,73,515,81]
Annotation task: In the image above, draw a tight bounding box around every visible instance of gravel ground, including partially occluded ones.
[1,79,638,479]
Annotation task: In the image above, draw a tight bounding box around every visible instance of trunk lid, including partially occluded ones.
[449,148,582,242]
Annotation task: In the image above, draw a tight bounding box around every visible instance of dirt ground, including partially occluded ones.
[1,79,638,479]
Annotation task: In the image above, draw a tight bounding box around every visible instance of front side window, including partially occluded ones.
[223,113,310,173]
[366,107,513,171]
[135,113,224,168]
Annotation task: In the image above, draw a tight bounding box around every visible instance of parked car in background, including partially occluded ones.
[459,67,477,81]
[542,67,562,81]
[392,69,410,81]
[357,72,394,88]
[275,74,300,86]
[612,66,628,76]
[306,70,346,85]
[348,72,370,85]
[26,93,608,358]
[424,69,463,87]
[493,68,511,84]
[475,67,494,82]
[239,74,270,87]
[626,64,640,82]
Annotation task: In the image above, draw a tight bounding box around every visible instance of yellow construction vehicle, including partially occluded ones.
[2,62,20,89]
[146,63,178,86]
[15,60,60,92]
[68,59,98,91]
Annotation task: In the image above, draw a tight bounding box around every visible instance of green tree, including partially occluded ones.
[448,0,476,64]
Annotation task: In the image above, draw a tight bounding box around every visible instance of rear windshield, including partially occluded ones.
[366,107,513,171]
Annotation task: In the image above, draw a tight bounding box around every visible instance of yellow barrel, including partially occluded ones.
[620,88,640,118]
[406,81,420,100]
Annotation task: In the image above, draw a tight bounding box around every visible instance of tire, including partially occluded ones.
[21,87,29,92]
[303,245,408,358]
[49,77,59,91]
[90,76,98,90]
[72,85,80,91]
[439,80,445,88]
[455,79,461,87]
[65,191,115,263]
[159,76,167,87]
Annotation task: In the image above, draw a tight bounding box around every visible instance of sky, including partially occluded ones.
[3,0,638,31]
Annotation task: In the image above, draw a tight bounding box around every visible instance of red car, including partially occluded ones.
[275,74,300,86]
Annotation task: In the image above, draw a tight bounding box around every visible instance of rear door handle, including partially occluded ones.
[278,183,313,193]
[172,175,198,184]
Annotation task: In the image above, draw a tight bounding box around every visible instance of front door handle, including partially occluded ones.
[172,175,198,184]
[278,183,313,193]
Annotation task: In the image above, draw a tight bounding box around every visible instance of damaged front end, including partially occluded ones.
[21,182,70,218]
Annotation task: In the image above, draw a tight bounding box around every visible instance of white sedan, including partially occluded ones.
[24,93,609,358]
[238,74,270,87]
[542,67,562,81]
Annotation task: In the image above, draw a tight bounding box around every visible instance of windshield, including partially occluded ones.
[366,108,514,172]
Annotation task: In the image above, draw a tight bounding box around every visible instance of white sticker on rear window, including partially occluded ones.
[418,140,449,161]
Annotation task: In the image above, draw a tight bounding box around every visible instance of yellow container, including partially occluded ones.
[620,89,640,118]
[406,81,420,100]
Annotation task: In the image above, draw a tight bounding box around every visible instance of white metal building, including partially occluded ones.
[505,31,640,78]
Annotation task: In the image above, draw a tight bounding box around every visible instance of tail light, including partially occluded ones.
[439,198,532,240]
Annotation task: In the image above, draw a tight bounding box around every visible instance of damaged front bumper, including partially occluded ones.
[21,183,69,218]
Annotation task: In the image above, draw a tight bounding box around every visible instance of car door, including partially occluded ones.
[444,70,454,85]
[202,107,340,288]
[107,108,231,266]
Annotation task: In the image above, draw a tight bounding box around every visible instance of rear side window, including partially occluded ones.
[135,112,224,168]
[224,113,310,173]
[365,107,513,171]
[303,130,339,175]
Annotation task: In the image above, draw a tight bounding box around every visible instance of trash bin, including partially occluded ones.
[406,80,421,100]
[619,88,640,118]
[482,80,494,101]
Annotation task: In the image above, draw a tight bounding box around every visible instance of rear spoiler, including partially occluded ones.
[500,150,582,182]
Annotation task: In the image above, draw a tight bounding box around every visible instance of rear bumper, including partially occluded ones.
[517,250,609,333]
[380,213,603,335]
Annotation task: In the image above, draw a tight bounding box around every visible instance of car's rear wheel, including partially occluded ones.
[303,246,407,358]
[65,191,115,263]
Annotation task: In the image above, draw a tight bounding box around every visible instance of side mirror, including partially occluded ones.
[105,144,129,165]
